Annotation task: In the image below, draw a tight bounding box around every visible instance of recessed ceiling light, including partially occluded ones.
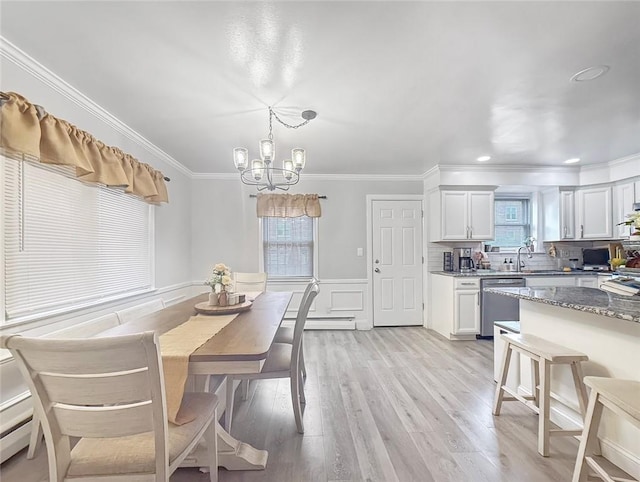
[564,158,580,164]
[570,65,610,82]
[477,155,491,162]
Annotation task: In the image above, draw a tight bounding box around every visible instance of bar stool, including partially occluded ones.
[572,377,640,482]
[493,333,590,457]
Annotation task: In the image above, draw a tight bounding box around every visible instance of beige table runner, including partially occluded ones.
[160,313,237,425]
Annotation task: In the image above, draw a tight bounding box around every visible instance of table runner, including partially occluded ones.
[159,313,237,425]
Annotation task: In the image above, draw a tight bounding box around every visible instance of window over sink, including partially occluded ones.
[494,198,531,249]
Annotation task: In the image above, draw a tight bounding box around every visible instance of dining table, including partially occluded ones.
[100,290,293,471]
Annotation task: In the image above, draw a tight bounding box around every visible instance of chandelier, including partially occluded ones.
[233,106,317,191]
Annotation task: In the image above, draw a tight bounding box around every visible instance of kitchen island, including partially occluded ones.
[487,286,640,476]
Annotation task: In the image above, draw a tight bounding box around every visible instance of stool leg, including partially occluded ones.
[570,362,589,417]
[493,341,513,416]
[572,390,604,482]
[531,359,540,408]
[538,358,551,457]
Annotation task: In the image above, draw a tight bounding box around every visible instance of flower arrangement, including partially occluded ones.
[618,212,640,236]
[205,263,232,293]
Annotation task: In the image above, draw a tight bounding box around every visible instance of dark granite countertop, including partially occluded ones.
[431,270,603,278]
[485,286,640,323]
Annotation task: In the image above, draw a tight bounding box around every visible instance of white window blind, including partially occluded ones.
[2,157,153,322]
[262,216,313,278]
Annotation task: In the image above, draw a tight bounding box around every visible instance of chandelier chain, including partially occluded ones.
[269,106,312,131]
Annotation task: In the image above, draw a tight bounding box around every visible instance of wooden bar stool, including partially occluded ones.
[572,377,640,482]
[493,333,590,457]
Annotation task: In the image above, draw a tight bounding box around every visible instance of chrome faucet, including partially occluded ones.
[516,246,533,272]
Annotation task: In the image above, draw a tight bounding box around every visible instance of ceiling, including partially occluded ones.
[1,1,639,176]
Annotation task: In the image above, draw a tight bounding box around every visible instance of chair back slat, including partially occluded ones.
[53,402,154,438]
[8,337,150,374]
[233,272,267,292]
[40,368,151,405]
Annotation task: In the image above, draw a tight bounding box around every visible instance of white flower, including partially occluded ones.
[205,263,233,292]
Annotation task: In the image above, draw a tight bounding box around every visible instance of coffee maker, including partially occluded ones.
[453,247,474,272]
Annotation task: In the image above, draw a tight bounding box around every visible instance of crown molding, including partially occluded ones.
[0,36,193,179]
[581,152,640,171]
[191,173,238,180]
[436,164,580,173]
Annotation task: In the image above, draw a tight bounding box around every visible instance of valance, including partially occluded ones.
[0,92,168,203]
[256,193,322,218]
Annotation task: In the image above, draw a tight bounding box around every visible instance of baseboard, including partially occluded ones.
[281,318,355,330]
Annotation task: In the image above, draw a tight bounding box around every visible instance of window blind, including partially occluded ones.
[262,216,313,277]
[2,157,153,322]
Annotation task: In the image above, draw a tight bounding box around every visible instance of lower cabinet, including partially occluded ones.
[430,275,480,340]
[454,281,480,335]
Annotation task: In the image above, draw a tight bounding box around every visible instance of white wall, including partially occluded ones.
[190,177,424,282]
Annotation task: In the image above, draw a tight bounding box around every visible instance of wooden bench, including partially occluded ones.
[493,333,590,457]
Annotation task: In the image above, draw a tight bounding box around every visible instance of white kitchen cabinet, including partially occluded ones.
[576,186,613,239]
[635,180,640,203]
[429,190,494,241]
[541,188,575,240]
[613,182,636,238]
[430,274,480,339]
[454,278,480,335]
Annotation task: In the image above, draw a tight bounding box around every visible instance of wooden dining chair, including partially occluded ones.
[273,277,318,380]
[232,272,267,293]
[225,281,320,434]
[1,331,219,482]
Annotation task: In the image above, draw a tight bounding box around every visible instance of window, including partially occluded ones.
[493,198,530,249]
[261,216,316,278]
[2,158,153,324]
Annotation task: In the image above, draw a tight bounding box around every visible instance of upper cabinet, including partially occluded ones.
[542,188,575,240]
[429,189,494,241]
[613,182,636,238]
[576,186,613,239]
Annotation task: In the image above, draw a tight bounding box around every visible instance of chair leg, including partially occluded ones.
[299,367,306,405]
[290,372,304,434]
[538,358,551,457]
[241,379,250,401]
[572,391,604,482]
[531,359,540,408]
[27,411,43,460]
[204,409,219,482]
[570,362,601,456]
[225,377,235,432]
[492,341,513,416]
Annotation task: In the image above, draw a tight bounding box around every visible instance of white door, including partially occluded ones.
[372,200,423,326]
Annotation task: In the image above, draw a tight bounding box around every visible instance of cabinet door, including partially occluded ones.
[577,187,613,239]
[441,191,469,240]
[454,290,480,334]
[614,182,636,238]
[526,276,576,287]
[635,181,640,203]
[559,190,575,239]
[468,191,495,240]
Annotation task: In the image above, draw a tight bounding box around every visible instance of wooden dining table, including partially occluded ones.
[101,290,293,471]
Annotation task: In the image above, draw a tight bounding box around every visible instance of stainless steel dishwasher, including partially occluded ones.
[480,278,526,337]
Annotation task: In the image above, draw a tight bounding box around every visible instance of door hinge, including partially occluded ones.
[422,302,425,310]
[422,256,424,264]
[421,210,424,218]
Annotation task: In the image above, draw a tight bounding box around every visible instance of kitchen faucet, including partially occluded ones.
[516,246,533,272]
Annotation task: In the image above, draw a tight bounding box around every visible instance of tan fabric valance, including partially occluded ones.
[0,92,168,204]
[256,193,322,218]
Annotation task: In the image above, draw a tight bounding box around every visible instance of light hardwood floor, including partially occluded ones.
[2,328,583,481]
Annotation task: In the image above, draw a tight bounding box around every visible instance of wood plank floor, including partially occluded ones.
[1,328,583,481]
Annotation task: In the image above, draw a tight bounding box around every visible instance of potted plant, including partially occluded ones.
[205,263,233,306]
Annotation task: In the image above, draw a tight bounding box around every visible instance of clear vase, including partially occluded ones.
[218,291,228,307]
[208,292,219,306]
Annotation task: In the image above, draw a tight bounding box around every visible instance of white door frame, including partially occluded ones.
[366,194,425,329]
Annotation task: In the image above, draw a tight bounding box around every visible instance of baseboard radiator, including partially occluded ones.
[0,392,33,463]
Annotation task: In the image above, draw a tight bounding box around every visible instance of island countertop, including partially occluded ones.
[485,286,640,323]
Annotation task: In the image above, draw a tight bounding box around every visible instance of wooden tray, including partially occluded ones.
[194,300,253,316]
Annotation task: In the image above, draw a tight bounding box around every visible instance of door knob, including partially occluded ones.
[374,268,380,273]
